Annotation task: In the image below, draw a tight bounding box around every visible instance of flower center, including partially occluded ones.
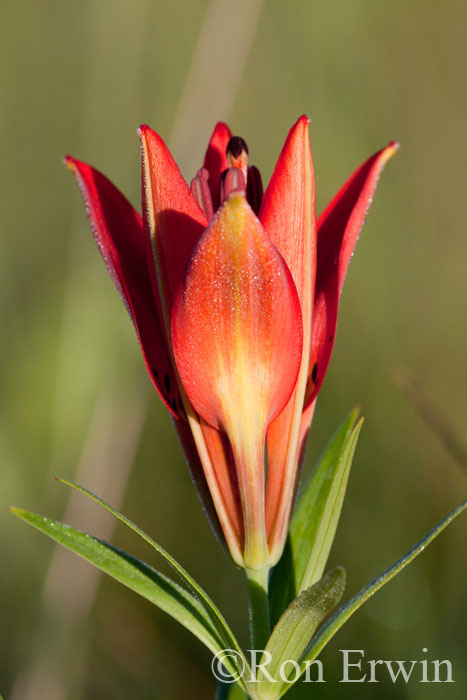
[190,136,264,220]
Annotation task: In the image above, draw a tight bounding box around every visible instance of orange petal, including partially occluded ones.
[259,115,316,323]
[200,421,244,544]
[202,122,232,210]
[259,116,316,560]
[171,192,303,568]
[139,125,208,317]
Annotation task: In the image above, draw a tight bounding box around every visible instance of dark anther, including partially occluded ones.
[311,362,318,383]
[247,165,263,214]
[227,136,248,158]
[164,373,171,394]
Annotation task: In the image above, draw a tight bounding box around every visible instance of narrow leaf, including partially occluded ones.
[10,508,223,657]
[56,478,247,679]
[257,568,345,699]
[302,501,467,666]
[294,413,362,590]
[269,409,360,620]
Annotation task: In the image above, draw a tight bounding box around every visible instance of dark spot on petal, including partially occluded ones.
[312,362,318,383]
[328,335,333,343]
[164,373,171,394]
[171,398,178,413]
[152,367,159,378]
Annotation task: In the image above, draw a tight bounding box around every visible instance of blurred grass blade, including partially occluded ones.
[396,365,467,471]
[55,479,248,681]
[302,501,467,666]
[270,409,360,621]
[258,567,345,699]
[10,508,246,687]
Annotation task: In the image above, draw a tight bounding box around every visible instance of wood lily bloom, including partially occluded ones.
[66,117,397,573]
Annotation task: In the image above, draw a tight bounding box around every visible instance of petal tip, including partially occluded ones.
[138,123,155,141]
[214,121,231,134]
[385,141,400,161]
[378,141,400,168]
[138,124,167,154]
[63,155,76,170]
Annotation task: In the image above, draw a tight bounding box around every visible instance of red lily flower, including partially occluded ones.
[65,117,397,572]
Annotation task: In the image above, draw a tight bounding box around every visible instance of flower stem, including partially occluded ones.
[245,566,270,651]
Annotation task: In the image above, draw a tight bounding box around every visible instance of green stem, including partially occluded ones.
[246,566,270,650]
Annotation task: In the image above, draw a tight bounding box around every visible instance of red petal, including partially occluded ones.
[171,192,303,568]
[259,116,316,560]
[259,115,316,323]
[140,126,248,564]
[65,157,181,418]
[202,122,232,210]
[172,192,302,430]
[172,416,224,541]
[139,125,208,316]
[200,420,244,546]
[305,141,399,407]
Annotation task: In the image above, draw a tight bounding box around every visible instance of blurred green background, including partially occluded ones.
[1,0,466,698]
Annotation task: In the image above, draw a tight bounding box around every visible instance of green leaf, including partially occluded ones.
[56,478,247,679]
[270,408,360,621]
[10,507,246,688]
[11,508,218,645]
[217,681,248,699]
[302,501,467,667]
[292,410,362,591]
[256,568,345,700]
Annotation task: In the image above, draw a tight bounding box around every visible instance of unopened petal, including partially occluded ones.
[259,116,316,560]
[171,192,303,567]
[139,125,208,318]
[203,122,233,210]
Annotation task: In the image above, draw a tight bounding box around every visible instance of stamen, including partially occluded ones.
[246,165,263,214]
[221,167,246,203]
[227,136,249,158]
[190,168,214,221]
[227,136,249,184]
